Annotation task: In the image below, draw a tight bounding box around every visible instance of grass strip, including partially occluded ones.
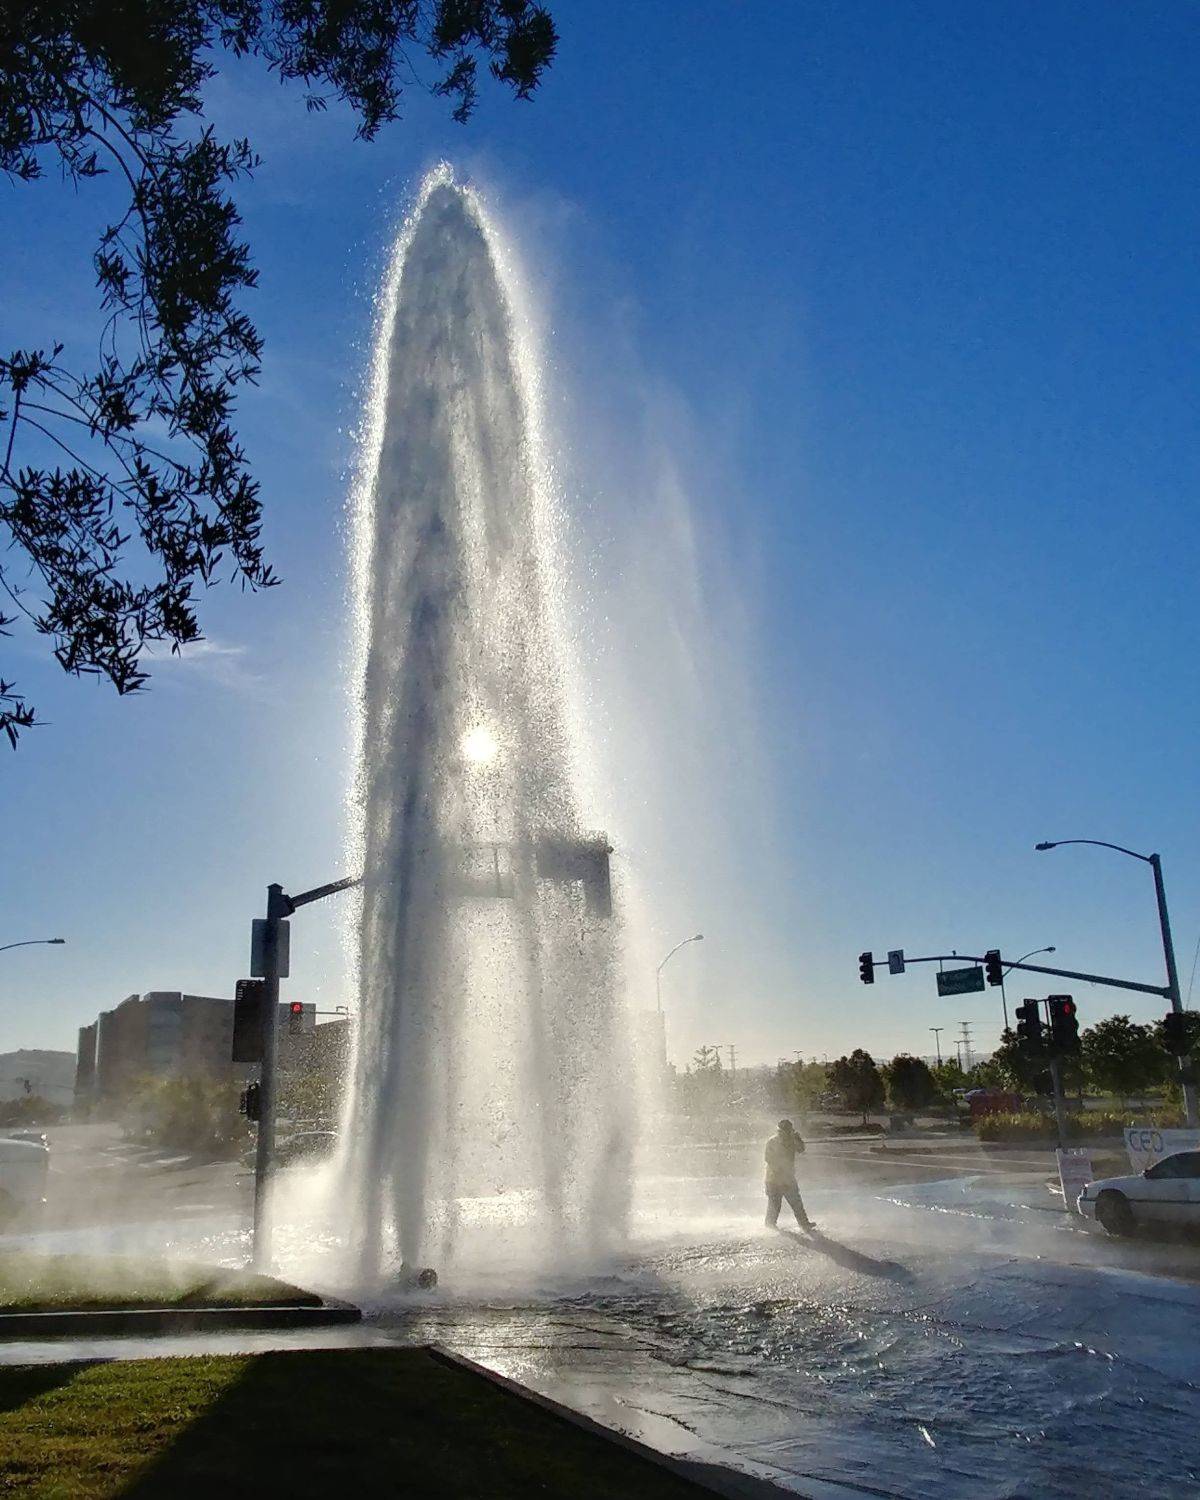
[0,1254,317,1313]
[0,1347,713,1498]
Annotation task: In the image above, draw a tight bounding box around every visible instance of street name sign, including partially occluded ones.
[936,965,985,997]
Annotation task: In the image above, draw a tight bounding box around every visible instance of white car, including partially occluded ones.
[1078,1149,1200,1236]
[0,1134,50,1225]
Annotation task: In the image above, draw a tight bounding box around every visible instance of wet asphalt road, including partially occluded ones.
[5,1127,1200,1498]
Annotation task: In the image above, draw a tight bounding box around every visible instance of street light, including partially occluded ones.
[655,933,704,1015]
[1035,838,1197,1127]
[998,946,1056,1033]
[929,1026,944,1066]
[0,938,66,955]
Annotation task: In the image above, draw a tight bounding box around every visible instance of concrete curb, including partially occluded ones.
[427,1345,801,1500]
[0,1296,361,1340]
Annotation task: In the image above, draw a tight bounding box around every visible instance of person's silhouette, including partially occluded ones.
[763,1119,815,1230]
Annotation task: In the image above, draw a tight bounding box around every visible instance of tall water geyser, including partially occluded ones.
[342,175,634,1279]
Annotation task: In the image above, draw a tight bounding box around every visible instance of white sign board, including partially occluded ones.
[1124,1126,1200,1173]
[1056,1148,1093,1214]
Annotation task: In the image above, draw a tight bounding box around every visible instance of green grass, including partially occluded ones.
[0,1349,713,1497]
[0,1255,317,1313]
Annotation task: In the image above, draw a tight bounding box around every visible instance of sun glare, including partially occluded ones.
[460,725,499,765]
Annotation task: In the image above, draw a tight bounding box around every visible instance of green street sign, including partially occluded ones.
[936,965,986,997]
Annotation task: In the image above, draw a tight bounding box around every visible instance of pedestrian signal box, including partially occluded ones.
[1162,1011,1189,1055]
[232,978,266,1063]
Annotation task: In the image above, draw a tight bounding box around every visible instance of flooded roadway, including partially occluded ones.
[4,1127,1200,1497]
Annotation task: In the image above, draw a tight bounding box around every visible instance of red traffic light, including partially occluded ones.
[1060,999,1076,1016]
[290,1001,303,1014]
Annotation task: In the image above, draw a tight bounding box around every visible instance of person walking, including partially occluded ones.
[764,1119,816,1230]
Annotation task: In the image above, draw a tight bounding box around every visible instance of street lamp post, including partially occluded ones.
[655,934,704,1015]
[1000,946,1056,1033]
[929,1026,944,1066]
[655,933,703,1079]
[0,938,66,955]
[1036,838,1198,1128]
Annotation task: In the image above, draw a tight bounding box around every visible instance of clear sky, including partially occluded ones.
[3,1,1199,1071]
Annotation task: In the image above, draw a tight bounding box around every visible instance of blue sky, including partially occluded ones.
[3,1,1199,1068]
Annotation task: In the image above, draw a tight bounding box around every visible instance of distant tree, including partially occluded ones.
[883,1054,936,1112]
[0,0,557,745]
[982,1029,1044,1093]
[827,1049,884,1123]
[692,1044,722,1076]
[930,1058,968,1099]
[1082,1015,1164,1108]
[677,1043,724,1117]
[775,1057,828,1114]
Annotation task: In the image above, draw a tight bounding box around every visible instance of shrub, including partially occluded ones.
[0,1096,66,1128]
[974,1107,1184,1142]
[118,1076,247,1158]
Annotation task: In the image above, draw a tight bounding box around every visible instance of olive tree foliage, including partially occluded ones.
[0,0,556,746]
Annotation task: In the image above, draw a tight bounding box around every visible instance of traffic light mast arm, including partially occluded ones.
[284,874,363,913]
[888,953,1169,998]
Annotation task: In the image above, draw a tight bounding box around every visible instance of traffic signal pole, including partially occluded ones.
[1048,1055,1069,1152]
[864,951,1169,998]
[250,874,362,1273]
[251,882,287,1272]
[1150,854,1199,1128]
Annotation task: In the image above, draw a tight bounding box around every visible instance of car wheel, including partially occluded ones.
[1096,1191,1135,1238]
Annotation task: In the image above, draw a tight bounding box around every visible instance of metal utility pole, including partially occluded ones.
[656,933,704,1014]
[1036,839,1198,1129]
[1000,947,1055,1034]
[929,1027,944,1066]
[959,1021,973,1073]
[250,873,362,1272]
[1048,1053,1069,1152]
[725,1044,737,1077]
[251,883,287,1272]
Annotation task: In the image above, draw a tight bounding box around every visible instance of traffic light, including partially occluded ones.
[984,950,1003,987]
[1162,1010,1188,1056]
[858,951,874,985]
[288,1000,304,1036]
[1048,995,1080,1054]
[1015,1000,1044,1055]
[240,1081,262,1122]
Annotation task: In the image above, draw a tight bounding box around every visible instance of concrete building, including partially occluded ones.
[75,1023,97,1099]
[85,991,235,1100]
[279,1015,351,1079]
[0,1049,76,1107]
